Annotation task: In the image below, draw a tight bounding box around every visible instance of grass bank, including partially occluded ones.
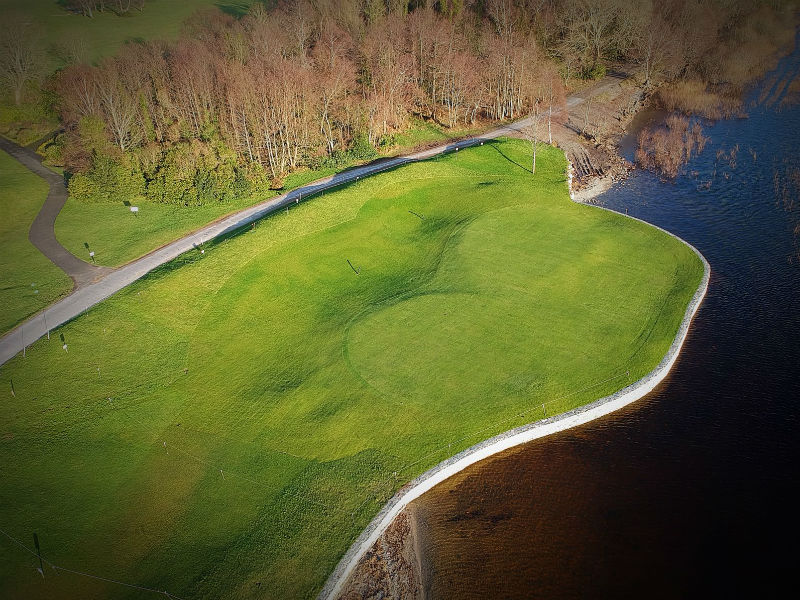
[0,149,71,333]
[0,139,704,599]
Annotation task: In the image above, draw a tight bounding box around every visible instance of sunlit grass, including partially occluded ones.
[0,139,704,599]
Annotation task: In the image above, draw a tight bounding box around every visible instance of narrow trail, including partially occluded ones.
[0,136,112,288]
[0,73,631,367]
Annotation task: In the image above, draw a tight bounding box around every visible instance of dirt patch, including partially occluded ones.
[551,71,643,201]
[337,504,429,600]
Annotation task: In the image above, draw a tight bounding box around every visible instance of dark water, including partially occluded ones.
[414,42,800,599]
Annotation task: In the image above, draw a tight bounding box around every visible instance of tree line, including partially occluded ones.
[4,0,793,205]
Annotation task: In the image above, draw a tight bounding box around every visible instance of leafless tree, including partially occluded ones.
[522,101,543,175]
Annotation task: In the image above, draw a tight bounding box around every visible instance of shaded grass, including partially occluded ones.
[0,149,72,333]
[0,139,704,599]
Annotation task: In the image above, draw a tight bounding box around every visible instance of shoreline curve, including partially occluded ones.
[318,169,711,600]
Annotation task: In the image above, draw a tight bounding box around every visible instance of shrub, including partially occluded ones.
[583,63,606,81]
[656,80,742,120]
[68,153,145,203]
[143,140,246,206]
[308,136,378,170]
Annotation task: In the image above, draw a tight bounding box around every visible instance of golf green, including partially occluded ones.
[0,139,704,599]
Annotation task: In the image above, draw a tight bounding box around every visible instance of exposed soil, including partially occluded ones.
[550,69,645,202]
[337,505,430,600]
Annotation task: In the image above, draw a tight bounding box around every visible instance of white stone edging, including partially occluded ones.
[318,164,711,600]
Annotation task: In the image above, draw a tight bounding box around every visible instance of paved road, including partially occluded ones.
[0,136,112,288]
[0,73,628,367]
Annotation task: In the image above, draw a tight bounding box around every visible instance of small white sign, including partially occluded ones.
[130,206,139,213]
[89,251,95,258]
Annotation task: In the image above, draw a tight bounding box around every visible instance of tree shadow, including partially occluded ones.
[484,139,531,174]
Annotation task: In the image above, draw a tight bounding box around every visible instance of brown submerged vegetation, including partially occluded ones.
[635,1,797,177]
[774,160,800,261]
[635,115,708,179]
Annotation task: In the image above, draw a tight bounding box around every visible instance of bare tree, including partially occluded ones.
[95,59,141,151]
[562,0,621,72]
[0,13,44,106]
[631,4,678,87]
[522,101,543,175]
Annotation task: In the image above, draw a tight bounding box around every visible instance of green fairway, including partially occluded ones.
[0,149,71,333]
[0,139,704,599]
[53,164,351,267]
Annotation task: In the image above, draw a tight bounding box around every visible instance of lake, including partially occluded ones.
[412,36,800,599]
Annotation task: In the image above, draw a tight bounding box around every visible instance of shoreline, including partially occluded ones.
[320,166,711,599]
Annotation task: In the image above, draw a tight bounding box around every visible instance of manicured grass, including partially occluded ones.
[54,191,273,267]
[0,139,704,599]
[0,149,72,333]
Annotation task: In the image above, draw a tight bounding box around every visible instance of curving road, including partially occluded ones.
[0,73,628,367]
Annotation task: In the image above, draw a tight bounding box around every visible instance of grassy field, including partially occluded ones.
[53,161,377,267]
[52,140,474,267]
[0,149,72,333]
[1,0,258,65]
[0,139,704,599]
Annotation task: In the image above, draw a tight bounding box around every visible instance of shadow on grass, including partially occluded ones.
[484,139,531,174]
[121,138,504,288]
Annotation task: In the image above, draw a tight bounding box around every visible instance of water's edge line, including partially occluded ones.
[318,169,711,600]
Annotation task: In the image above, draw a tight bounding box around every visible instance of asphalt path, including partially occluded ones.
[0,136,112,288]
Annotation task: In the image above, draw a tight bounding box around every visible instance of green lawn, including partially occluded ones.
[53,161,375,267]
[0,139,704,599]
[0,149,72,333]
[390,117,483,148]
